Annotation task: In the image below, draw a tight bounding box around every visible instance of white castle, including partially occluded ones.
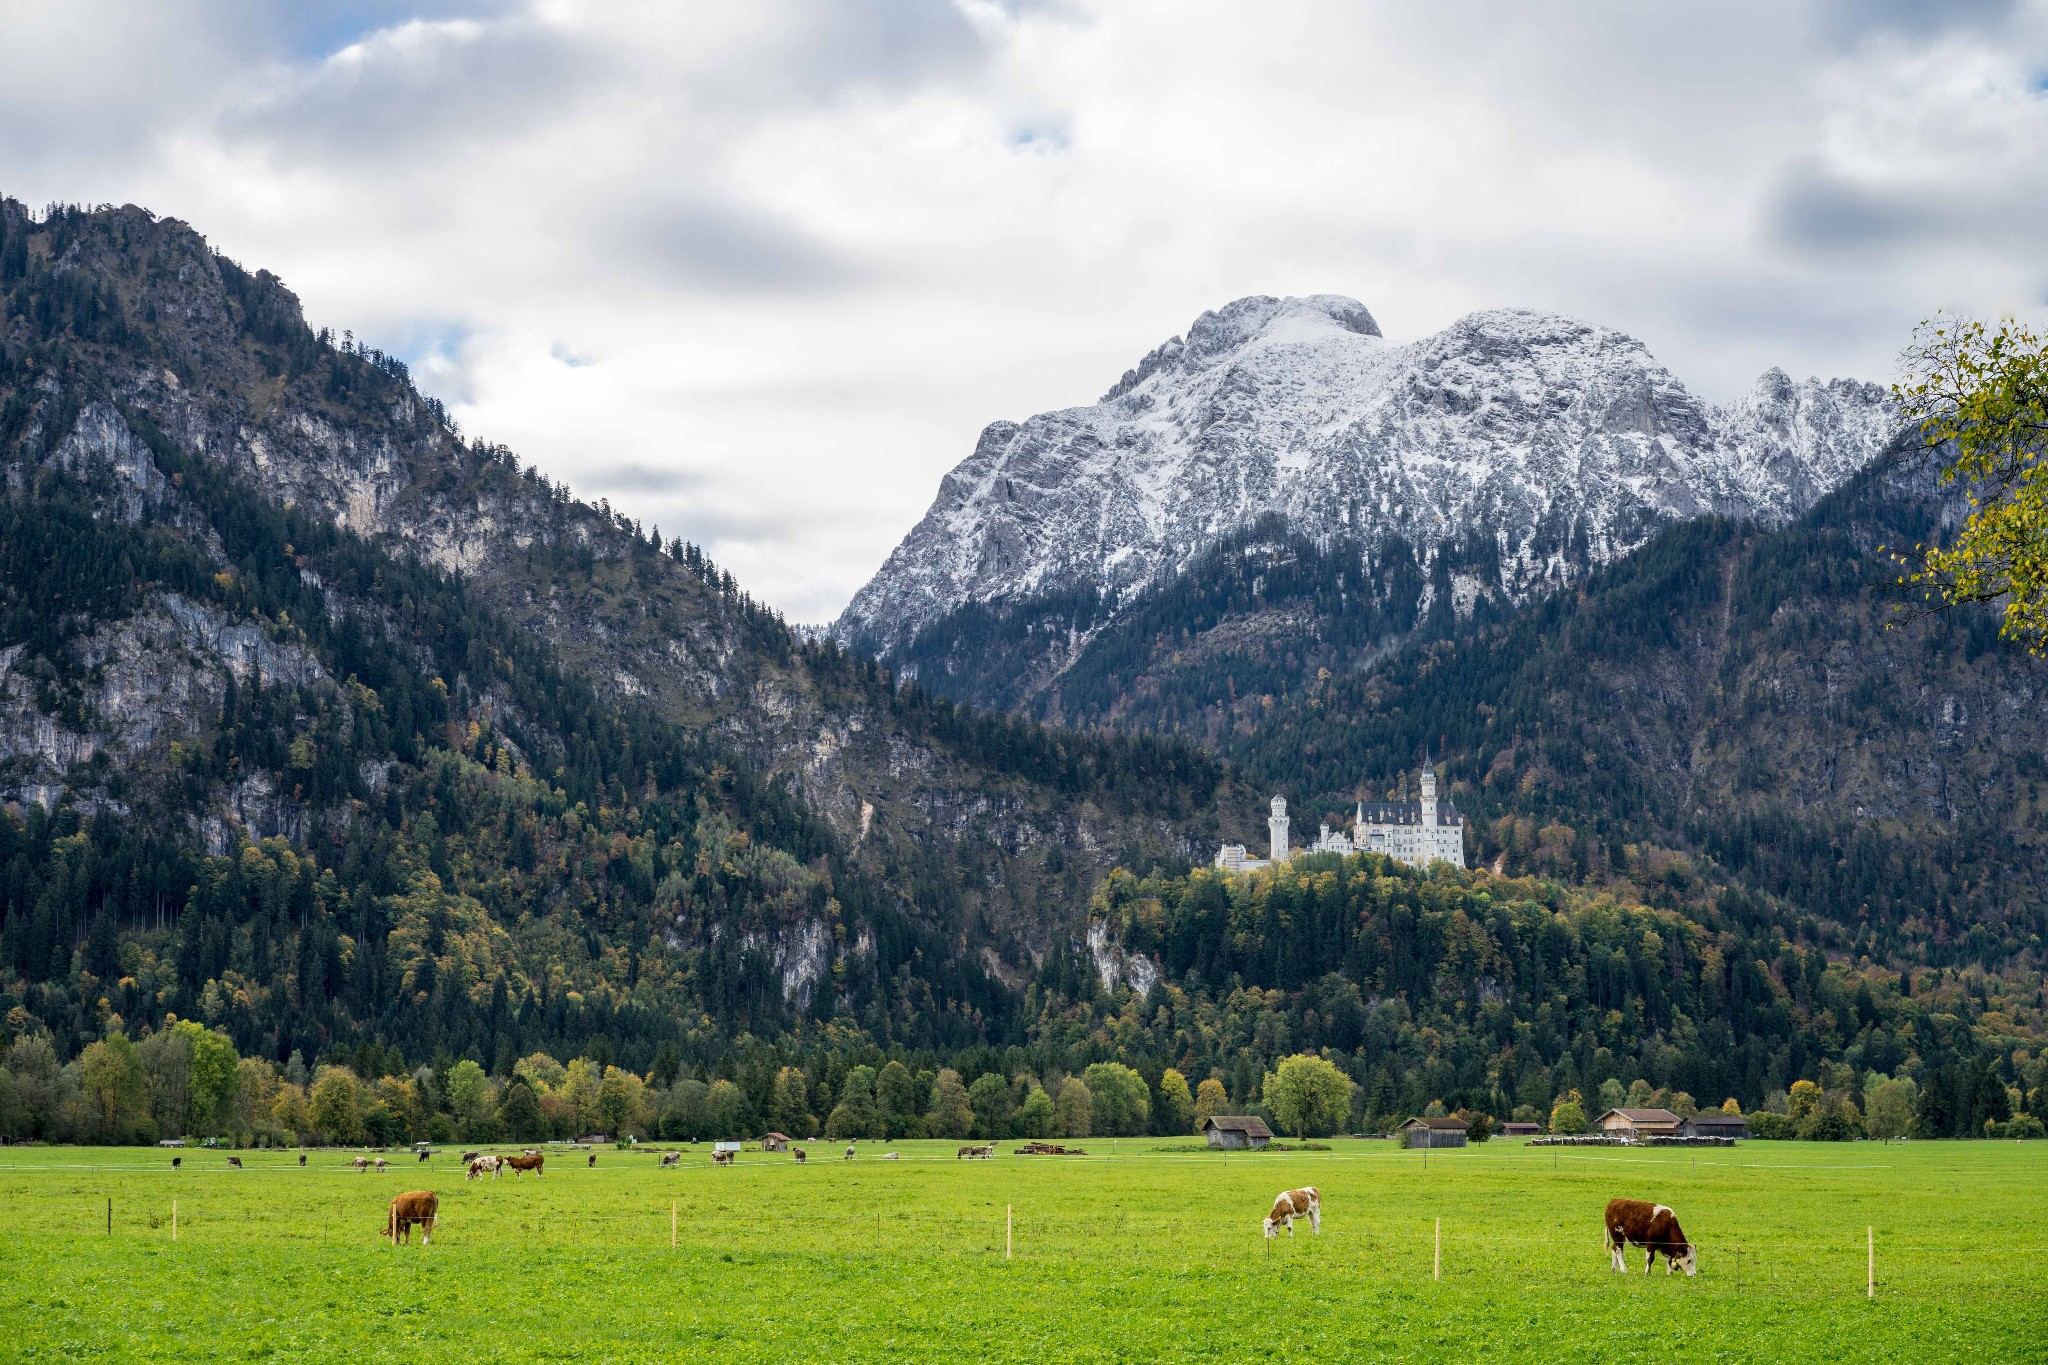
[1215,769,1466,873]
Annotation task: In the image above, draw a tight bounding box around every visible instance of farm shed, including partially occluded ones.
[1400,1117,1470,1149]
[1596,1108,1681,1140]
[1678,1113,1748,1139]
[761,1133,791,1152]
[1498,1122,1542,1138]
[1200,1116,1274,1150]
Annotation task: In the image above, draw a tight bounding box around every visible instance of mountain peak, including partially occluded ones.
[1103,294,1382,402]
[838,293,1901,652]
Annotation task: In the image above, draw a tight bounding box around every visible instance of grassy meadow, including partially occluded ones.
[2,1137,2043,1362]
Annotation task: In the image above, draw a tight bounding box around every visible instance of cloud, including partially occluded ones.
[2,0,2045,622]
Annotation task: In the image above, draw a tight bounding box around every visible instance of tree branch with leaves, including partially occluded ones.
[1893,315,2048,653]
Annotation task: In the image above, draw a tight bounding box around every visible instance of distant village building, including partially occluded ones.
[1596,1108,1682,1140]
[1400,1116,1470,1149]
[1216,769,1465,873]
[1498,1121,1542,1138]
[1200,1116,1275,1150]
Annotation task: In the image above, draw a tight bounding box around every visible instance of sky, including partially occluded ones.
[3,1,2046,623]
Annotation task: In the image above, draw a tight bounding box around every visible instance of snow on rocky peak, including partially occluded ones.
[835,294,1901,650]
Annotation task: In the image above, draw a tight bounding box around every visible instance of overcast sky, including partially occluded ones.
[4,1,2046,621]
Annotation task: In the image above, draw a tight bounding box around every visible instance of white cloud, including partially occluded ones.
[2,0,2044,622]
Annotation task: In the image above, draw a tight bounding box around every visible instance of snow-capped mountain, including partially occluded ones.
[836,294,1899,650]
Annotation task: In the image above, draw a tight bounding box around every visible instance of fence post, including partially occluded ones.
[1434,1218,1441,1282]
[671,1201,677,1249]
[107,1198,112,1235]
[1006,1204,1012,1260]
[172,1200,177,1242]
[1867,1226,1873,1300]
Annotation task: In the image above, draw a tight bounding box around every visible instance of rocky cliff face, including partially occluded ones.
[836,294,1900,658]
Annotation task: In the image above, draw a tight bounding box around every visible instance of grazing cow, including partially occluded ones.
[883,1152,901,1160]
[845,1145,856,1160]
[505,1153,545,1178]
[954,1144,993,1159]
[712,1150,735,1167]
[298,1153,307,1167]
[460,1151,479,1164]
[373,1157,388,1173]
[171,1156,181,1169]
[1262,1187,1321,1239]
[227,1156,243,1169]
[418,1150,431,1162]
[792,1148,806,1164]
[466,1155,501,1180]
[659,1152,680,1168]
[1604,1199,1697,1276]
[353,1156,369,1173]
[385,1190,438,1246]
[588,1151,597,1168]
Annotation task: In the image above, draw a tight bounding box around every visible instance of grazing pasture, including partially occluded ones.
[2,1139,2042,1362]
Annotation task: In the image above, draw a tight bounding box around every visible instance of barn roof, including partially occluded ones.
[1602,1108,1681,1124]
[1400,1116,1471,1131]
[1199,1115,1275,1138]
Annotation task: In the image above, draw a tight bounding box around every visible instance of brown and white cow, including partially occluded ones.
[792,1148,807,1164]
[373,1157,388,1173]
[386,1191,438,1246]
[659,1152,680,1168]
[956,1144,994,1159]
[466,1155,502,1180]
[1604,1198,1697,1276]
[712,1149,735,1167]
[298,1153,307,1167]
[353,1156,369,1173]
[227,1155,243,1168]
[587,1150,597,1168]
[1262,1187,1321,1239]
[845,1145,856,1160]
[505,1153,545,1178]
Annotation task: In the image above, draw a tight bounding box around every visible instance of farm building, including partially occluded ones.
[712,1140,744,1156]
[1678,1112,1749,1139]
[1596,1108,1681,1140]
[1199,1116,1274,1150]
[1400,1117,1470,1149]
[1498,1122,1542,1138]
[761,1133,791,1152]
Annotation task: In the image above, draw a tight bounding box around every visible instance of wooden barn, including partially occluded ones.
[760,1133,791,1152]
[1498,1121,1543,1138]
[1596,1108,1681,1140]
[1677,1112,1748,1140]
[1199,1116,1275,1150]
[1400,1116,1470,1149]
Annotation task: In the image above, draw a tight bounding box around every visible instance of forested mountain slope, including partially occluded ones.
[0,198,1225,1070]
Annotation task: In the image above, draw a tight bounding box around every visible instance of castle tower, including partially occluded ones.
[1419,767,1438,826]
[1269,795,1290,863]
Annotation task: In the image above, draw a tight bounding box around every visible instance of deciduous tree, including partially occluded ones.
[1262,1054,1354,1139]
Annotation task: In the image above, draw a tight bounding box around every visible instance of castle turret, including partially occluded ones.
[1269,795,1290,863]
[1419,768,1438,826]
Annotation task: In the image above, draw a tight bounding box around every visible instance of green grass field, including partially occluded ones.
[3,1137,2043,1362]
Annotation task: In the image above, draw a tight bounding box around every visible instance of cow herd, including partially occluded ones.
[171,1140,1704,1277]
